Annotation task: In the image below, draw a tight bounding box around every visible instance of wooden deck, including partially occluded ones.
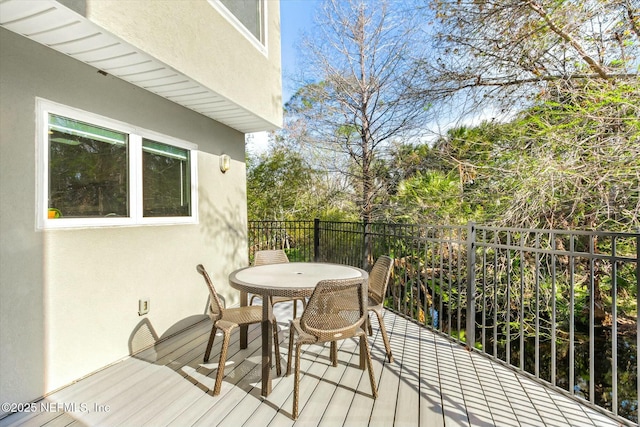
[0,305,622,427]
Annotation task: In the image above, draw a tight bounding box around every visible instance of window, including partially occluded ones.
[209,0,266,54]
[219,0,263,42]
[142,139,191,217]
[38,99,198,228]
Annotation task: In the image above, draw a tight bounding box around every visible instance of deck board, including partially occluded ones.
[368,309,403,427]
[394,316,421,426]
[436,336,472,426]
[466,350,519,426]
[418,324,445,427]
[316,335,372,427]
[451,341,494,427]
[0,305,624,427]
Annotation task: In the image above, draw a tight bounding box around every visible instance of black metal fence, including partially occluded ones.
[248,219,639,425]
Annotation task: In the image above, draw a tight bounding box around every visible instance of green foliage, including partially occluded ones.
[387,79,640,232]
[247,141,358,222]
[452,329,483,349]
[391,170,465,223]
[246,144,315,221]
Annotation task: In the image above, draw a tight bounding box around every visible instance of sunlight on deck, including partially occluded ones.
[0,304,621,427]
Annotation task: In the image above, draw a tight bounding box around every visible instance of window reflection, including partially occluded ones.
[48,115,128,218]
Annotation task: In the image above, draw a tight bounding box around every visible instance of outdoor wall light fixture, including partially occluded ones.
[220,154,231,173]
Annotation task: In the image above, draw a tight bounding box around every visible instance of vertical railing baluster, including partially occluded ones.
[481,229,487,354]
[520,232,525,371]
[404,229,420,318]
[589,234,595,405]
[457,227,463,343]
[426,227,432,330]
[448,228,453,338]
[569,234,575,397]
[551,232,557,387]
[337,222,341,263]
[432,230,438,330]
[466,222,476,349]
[433,231,444,332]
[612,236,618,416]
[421,239,428,327]
[416,228,420,319]
[325,221,329,262]
[493,230,498,358]
[636,232,639,424]
[535,232,540,379]
[506,230,511,366]
[306,220,309,260]
[339,221,342,262]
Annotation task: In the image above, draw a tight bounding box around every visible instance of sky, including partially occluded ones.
[280,0,321,102]
[247,0,321,154]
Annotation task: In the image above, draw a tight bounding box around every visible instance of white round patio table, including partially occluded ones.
[229,262,368,396]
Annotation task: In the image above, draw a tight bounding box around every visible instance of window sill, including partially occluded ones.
[39,216,198,230]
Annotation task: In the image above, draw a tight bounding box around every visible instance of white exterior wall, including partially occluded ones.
[0,27,252,408]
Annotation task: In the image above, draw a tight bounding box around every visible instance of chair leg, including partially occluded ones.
[367,315,373,336]
[212,330,231,395]
[361,335,378,399]
[287,322,294,376]
[358,335,366,369]
[330,341,338,367]
[204,324,217,362]
[293,298,307,319]
[272,320,282,376]
[293,343,302,419]
[374,308,394,363]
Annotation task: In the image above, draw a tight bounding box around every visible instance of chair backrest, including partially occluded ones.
[196,264,224,321]
[300,277,367,342]
[368,255,394,305]
[254,249,289,266]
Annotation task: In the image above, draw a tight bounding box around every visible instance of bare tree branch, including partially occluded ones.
[422,0,639,111]
[286,0,434,222]
[525,1,609,78]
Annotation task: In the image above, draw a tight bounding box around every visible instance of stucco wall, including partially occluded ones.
[79,0,283,128]
[0,28,249,407]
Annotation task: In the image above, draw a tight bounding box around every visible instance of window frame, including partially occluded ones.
[36,98,199,229]
[208,0,268,56]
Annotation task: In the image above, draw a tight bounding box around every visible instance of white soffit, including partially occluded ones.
[0,0,276,133]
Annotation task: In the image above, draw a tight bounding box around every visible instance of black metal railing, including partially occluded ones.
[248,219,639,425]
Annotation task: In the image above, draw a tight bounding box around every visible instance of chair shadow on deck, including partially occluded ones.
[127,313,279,401]
[128,315,208,361]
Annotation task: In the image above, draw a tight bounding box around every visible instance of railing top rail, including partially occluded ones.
[475,224,640,238]
[476,241,638,262]
[252,220,639,239]
[250,220,315,224]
